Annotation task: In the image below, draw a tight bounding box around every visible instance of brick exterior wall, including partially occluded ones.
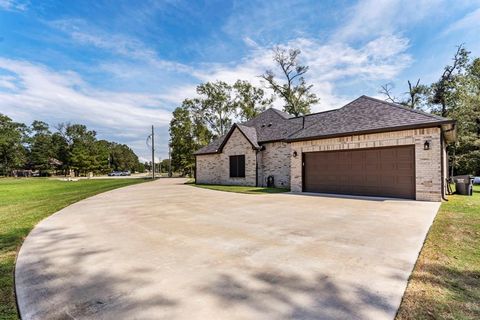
[290,127,443,201]
[196,128,257,186]
[257,141,291,188]
[196,126,445,201]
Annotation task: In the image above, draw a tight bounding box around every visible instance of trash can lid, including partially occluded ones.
[453,175,474,183]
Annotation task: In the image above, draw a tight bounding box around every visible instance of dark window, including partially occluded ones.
[229,155,245,178]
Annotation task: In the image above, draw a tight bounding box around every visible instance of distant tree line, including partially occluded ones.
[379,44,480,176]
[0,116,143,176]
[142,159,170,175]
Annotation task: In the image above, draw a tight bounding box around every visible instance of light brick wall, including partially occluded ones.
[442,140,448,197]
[196,128,257,186]
[196,126,445,201]
[290,127,443,201]
[258,142,291,188]
[196,153,221,184]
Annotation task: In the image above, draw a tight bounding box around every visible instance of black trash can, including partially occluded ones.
[453,175,473,196]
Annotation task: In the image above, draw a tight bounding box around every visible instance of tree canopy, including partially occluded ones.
[380,45,480,176]
[0,114,27,175]
[0,117,143,176]
[169,79,272,176]
[261,47,319,116]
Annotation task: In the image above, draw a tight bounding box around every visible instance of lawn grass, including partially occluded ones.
[2,178,478,319]
[189,182,289,194]
[396,185,480,319]
[0,177,148,320]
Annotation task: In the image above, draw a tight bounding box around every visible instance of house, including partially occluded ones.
[194,96,456,201]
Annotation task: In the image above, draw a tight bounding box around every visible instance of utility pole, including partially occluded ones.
[151,125,155,179]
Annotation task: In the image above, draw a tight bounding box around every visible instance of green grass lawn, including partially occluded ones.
[397,185,480,319]
[1,178,478,319]
[0,177,148,320]
[189,182,289,194]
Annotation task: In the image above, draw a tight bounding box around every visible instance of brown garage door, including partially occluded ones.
[303,146,415,199]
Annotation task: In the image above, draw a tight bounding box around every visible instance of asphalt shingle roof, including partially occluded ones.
[242,108,303,142]
[289,96,451,140]
[194,95,453,155]
[236,124,260,148]
[194,134,226,155]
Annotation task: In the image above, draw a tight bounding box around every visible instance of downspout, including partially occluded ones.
[443,124,456,179]
[256,145,266,187]
[255,149,259,187]
[440,131,448,201]
[194,155,197,183]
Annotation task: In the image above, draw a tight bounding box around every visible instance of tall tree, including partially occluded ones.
[380,79,429,109]
[190,81,236,136]
[109,142,139,171]
[50,131,69,174]
[159,159,171,173]
[29,120,55,174]
[233,80,273,121]
[63,124,100,175]
[261,47,319,116]
[170,105,195,176]
[182,98,213,148]
[430,44,470,117]
[0,114,27,175]
[446,57,480,175]
[95,140,112,173]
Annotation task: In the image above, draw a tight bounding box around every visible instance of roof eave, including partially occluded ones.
[193,152,220,157]
[441,121,457,144]
[286,121,455,143]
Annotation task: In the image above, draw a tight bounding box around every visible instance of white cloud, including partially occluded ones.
[0,0,28,11]
[335,0,444,40]
[44,13,414,112]
[192,34,411,111]
[0,74,18,90]
[0,4,418,160]
[443,8,480,35]
[49,19,193,74]
[0,58,172,159]
[0,29,412,160]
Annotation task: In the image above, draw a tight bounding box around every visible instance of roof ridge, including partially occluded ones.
[270,107,293,119]
[359,95,448,121]
[288,108,339,120]
[241,108,291,126]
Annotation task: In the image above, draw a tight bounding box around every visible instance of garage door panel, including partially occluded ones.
[365,175,380,185]
[380,148,396,157]
[303,146,415,199]
[351,163,364,171]
[349,175,364,185]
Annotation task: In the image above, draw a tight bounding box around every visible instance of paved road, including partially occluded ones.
[16,179,440,320]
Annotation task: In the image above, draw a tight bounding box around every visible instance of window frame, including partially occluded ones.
[229,155,246,178]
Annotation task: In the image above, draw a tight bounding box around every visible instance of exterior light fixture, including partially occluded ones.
[293,151,298,157]
[424,140,430,150]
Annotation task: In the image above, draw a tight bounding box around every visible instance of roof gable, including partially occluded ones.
[214,124,260,153]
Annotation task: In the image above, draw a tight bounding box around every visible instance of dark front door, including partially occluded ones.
[303,145,415,199]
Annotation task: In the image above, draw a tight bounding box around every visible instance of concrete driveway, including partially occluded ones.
[16,179,440,320]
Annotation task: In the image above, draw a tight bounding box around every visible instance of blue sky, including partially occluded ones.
[1,0,479,161]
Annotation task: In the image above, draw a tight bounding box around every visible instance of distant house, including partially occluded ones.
[194,96,456,201]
